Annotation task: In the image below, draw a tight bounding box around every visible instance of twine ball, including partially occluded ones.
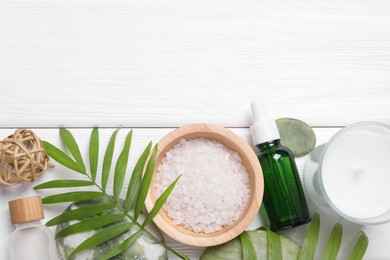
[0,129,54,186]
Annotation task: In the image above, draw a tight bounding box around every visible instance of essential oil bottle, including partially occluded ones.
[250,101,310,231]
[8,196,58,260]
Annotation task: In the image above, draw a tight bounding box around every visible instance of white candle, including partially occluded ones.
[320,123,390,220]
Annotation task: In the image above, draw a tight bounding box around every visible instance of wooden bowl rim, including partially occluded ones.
[145,123,264,247]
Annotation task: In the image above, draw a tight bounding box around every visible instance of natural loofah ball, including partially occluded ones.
[0,129,54,186]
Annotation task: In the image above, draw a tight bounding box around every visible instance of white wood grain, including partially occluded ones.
[1,0,390,127]
[1,0,390,258]
[0,128,388,259]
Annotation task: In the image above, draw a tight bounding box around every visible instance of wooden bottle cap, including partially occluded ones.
[8,196,44,224]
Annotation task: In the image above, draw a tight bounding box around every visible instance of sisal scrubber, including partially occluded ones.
[0,129,54,186]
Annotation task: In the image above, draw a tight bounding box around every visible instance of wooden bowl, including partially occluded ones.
[145,124,264,247]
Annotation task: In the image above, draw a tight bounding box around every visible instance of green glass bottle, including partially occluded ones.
[250,101,310,231]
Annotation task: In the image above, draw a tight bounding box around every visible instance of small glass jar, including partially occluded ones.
[8,196,58,260]
[304,122,390,225]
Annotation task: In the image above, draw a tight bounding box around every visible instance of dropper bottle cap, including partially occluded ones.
[250,100,280,145]
[8,196,44,225]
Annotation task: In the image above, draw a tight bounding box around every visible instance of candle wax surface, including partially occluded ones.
[321,127,390,219]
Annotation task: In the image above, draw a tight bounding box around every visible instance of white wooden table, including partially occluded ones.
[1,0,390,259]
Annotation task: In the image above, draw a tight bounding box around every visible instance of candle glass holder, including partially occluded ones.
[304,122,390,225]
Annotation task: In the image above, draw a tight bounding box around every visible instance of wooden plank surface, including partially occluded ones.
[1,0,390,127]
[1,0,390,259]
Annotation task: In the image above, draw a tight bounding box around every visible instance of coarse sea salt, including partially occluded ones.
[155,138,250,234]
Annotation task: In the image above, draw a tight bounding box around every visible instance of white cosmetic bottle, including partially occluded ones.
[8,196,58,260]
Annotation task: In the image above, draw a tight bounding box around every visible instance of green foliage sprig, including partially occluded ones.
[239,213,368,260]
[34,128,188,259]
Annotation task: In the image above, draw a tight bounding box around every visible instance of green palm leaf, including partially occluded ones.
[56,214,124,238]
[259,204,270,229]
[143,175,181,227]
[134,145,157,220]
[100,229,143,260]
[102,129,119,192]
[349,232,368,260]
[34,180,94,189]
[42,191,104,204]
[60,128,86,174]
[323,223,342,260]
[43,141,84,174]
[89,128,99,181]
[267,229,282,259]
[299,213,320,260]
[46,203,115,226]
[113,130,133,200]
[240,231,256,260]
[38,128,187,259]
[70,222,133,257]
[180,254,191,260]
[124,141,152,212]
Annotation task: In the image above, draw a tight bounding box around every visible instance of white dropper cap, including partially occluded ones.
[250,100,280,145]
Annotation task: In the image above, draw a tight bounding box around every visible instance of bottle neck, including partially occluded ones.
[14,220,42,229]
[256,139,281,150]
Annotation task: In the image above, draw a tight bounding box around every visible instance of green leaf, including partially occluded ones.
[134,146,157,220]
[70,222,133,257]
[46,203,115,226]
[299,213,320,260]
[56,214,124,238]
[349,232,368,260]
[124,141,152,211]
[113,130,133,200]
[100,229,143,260]
[322,223,343,260]
[89,128,99,182]
[39,131,196,260]
[260,203,270,229]
[42,191,104,204]
[60,128,86,174]
[43,141,85,174]
[240,231,256,260]
[143,175,181,227]
[267,229,282,260]
[34,180,94,189]
[102,129,119,192]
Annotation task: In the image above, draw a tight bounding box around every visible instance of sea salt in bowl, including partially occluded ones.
[145,124,264,247]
